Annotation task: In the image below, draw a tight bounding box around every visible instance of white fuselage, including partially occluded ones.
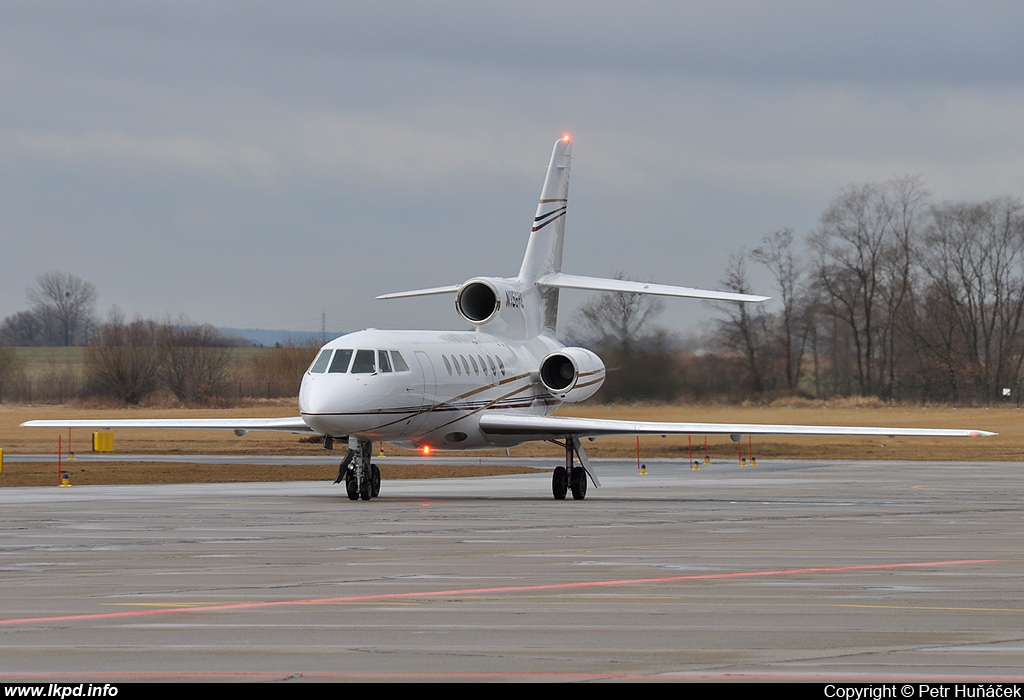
[298,328,565,449]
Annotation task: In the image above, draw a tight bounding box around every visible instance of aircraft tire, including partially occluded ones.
[570,466,587,500]
[371,464,381,497]
[345,472,359,501]
[552,466,568,500]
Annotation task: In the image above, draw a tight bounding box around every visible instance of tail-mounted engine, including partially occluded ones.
[539,347,606,402]
[455,277,530,338]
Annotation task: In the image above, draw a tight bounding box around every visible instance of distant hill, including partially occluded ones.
[220,328,346,348]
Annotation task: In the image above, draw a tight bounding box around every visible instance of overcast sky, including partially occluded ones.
[3,1,1023,339]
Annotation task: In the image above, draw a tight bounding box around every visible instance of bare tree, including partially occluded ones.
[572,272,665,359]
[569,272,678,401]
[808,177,927,396]
[919,197,1024,403]
[0,310,47,346]
[85,309,161,405]
[27,271,97,346]
[715,251,771,393]
[160,319,234,404]
[751,228,811,392]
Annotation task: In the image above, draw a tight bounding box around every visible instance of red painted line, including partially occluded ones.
[0,558,998,627]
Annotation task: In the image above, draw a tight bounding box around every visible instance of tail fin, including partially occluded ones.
[519,133,573,331]
[378,132,767,338]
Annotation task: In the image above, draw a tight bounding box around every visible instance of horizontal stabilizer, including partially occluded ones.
[537,273,770,304]
[478,413,996,439]
[376,284,460,301]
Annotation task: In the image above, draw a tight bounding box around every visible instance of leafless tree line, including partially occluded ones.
[84,309,307,405]
[1,271,97,347]
[716,178,1024,405]
[0,271,322,405]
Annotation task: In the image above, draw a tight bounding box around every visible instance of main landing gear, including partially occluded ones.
[551,436,595,501]
[333,437,381,501]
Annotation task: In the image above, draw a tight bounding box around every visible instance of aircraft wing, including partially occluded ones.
[20,417,315,435]
[536,273,770,304]
[478,413,996,440]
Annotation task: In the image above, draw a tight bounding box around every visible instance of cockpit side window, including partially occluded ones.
[328,349,353,373]
[309,349,332,374]
[352,349,376,374]
[390,351,410,372]
[378,350,393,373]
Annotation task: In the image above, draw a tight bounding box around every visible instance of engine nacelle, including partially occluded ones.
[455,278,529,337]
[539,347,606,402]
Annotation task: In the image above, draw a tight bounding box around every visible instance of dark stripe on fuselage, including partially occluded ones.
[301,371,542,435]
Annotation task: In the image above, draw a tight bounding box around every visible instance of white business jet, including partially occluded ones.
[24,134,995,501]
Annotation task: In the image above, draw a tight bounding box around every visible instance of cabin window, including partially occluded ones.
[351,349,376,374]
[452,355,461,375]
[309,349,332,374]
[487,355,496,375]
[470,355,479,375]
[442,355,452,375]
[390,351,410,372]
[378,350,393,373]
[460,355,471,375]
[478,355,488,375]
[497,356,505,376]
[328,349,353,373]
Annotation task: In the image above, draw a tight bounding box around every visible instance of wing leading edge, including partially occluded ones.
[478,413,996,440]
[20,417,314,434]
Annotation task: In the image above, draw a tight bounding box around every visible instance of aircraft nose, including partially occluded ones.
[299,374,334,415]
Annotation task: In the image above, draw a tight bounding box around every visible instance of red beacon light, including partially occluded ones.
[422,445,431,456]
[561,132,572,143]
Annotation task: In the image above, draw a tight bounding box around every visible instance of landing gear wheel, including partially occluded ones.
[570,466,588,500]
[359,474,372,501]
[371,464,381,498]
[345,471,359,500]
[552,466,568,500]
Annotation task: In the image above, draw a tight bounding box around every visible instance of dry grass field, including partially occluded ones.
[0,398,1019,487]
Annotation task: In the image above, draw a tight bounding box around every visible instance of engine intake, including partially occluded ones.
[455,280,500,325]
[539,347,605,402]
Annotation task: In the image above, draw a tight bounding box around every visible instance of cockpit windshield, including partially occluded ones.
[329,349,353,373]
[309,348,411,375]
[308,349,332,374]
[351,349,376,374]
